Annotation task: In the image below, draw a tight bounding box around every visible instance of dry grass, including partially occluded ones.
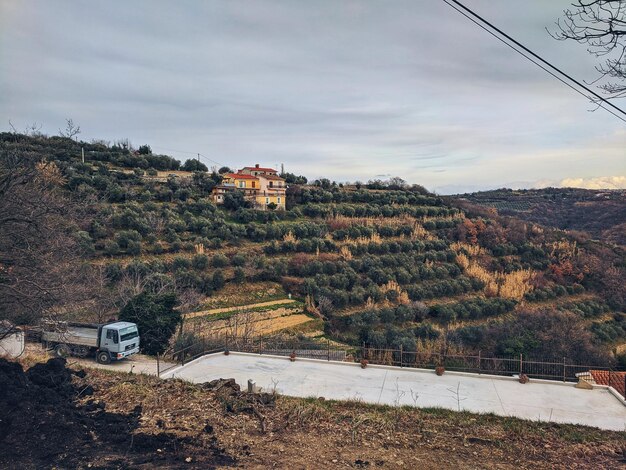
[455,249,535,300]
[380,280,411,305]
[283,231,297,243]
[344,233,382,246]
[339,245,353,260]
[187,307,313,337]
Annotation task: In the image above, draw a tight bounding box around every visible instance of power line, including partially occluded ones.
[442,0,626,124]
[441,0,626,124]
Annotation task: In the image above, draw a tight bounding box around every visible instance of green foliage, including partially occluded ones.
[138,145,152,155]
[233,267,245,284]
[191,254,209,270]
[211,253,229,268]
[118,292,180,355]
[182,159,208,172]
[212,269,225,289]
[223,190,251,210]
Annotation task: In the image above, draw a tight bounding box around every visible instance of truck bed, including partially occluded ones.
[41,326,99,348]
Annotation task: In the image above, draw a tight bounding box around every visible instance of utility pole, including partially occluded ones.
[81,147,85,163]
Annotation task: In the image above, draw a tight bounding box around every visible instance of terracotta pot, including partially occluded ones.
[224,349,229,356]
[289,353,296,362]
[360,359,369,369]
[435,366,445,376]
[519,373,529,384]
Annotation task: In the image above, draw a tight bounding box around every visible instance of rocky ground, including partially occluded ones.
[1,356,625,469]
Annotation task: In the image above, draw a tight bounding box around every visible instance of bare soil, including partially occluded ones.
[2,357,624,469]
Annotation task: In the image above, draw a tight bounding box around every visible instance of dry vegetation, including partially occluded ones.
[454,245,535,300]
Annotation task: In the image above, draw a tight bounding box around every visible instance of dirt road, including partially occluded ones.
[69,353,169,376]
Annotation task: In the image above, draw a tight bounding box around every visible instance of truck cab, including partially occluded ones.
[97,322,140,364]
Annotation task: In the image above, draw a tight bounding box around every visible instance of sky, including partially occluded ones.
[0,0,624,194]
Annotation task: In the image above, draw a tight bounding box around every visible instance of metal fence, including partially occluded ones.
[359,345,625,398]
[156,335,625,400]
[157,334,348,376]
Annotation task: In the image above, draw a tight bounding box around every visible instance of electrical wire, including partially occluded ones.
[442,0,626,124]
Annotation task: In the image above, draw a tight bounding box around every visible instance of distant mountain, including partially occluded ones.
[453,188,626,246]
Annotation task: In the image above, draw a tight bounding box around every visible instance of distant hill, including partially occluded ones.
[1,133,625,366]
[453,188,626,246]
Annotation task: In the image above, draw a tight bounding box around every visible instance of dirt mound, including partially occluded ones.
[0,358,235,469]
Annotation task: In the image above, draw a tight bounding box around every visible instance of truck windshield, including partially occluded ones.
[119,326,138,341]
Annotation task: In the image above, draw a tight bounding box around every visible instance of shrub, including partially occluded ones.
[233,267,245,284]
[212,270,225,289]
[211,253,229,268]
[118,292,180,355]
[191,254,209,270]
[231,254,247,267]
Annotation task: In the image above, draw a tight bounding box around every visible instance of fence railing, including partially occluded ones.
[358,346,625,398]
[157,334,347,376]
[156,335,625,400]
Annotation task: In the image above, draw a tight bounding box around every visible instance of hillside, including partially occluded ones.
[454,188,626,246]
[2,354,624,469]
[1,133,625,366]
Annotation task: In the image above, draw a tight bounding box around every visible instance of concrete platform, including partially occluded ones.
[162,352,626,431]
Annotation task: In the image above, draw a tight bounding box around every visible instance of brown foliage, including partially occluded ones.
[0,148,90,325]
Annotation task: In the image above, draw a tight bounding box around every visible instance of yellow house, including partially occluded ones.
[211,165,286,210]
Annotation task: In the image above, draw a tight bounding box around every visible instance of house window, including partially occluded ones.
[217,195,222,200]
[277,197,281,204]
[266,197,269,204]
[269,181,274,188]
[239,181,245,188]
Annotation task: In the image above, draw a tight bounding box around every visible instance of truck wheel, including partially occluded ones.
[96,351,111,364]
[55,344,70,358]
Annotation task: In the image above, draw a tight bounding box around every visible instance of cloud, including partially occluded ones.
[0,0,623,192]
[558,176,626,190]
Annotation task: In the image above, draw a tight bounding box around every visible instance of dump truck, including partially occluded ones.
[41,321,140,364]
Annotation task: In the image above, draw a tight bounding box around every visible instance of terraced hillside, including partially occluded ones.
[2,133,625,365]
[455,188,626,246]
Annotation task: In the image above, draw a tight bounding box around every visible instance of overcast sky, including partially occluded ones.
[1,0,624,193]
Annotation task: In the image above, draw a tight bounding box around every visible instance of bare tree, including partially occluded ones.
[24,122,43,137]
[550,0,626,99]
[59,118,81,140]
[0,145,89,326]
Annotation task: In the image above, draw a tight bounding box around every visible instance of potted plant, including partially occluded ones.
[360,359,369,369]
[519,373,529,384]
[224,348,229,356]
[435,365,445,376]
[289,351,296,362]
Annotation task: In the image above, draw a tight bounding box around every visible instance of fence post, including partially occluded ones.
[156,353,160,377]
[327,338,330,361]
[478,350,481,375]
[519,353,523,375]
[563,357,566,382]
[400,344,403,368]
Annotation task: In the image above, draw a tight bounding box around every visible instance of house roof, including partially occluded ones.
[242,166,277,172]
[590,370,626,397]
[224,173,258,180]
